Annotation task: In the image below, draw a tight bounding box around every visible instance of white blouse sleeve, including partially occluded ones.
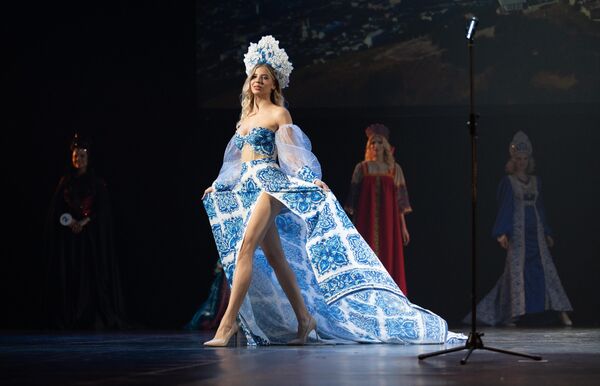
[211,134,242,190]
[275,124,322,182]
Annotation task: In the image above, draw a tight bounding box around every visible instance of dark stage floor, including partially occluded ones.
[1,327,599,385]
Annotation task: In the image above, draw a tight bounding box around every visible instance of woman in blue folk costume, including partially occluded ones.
[472,131,573,326]
[202,36,465,347]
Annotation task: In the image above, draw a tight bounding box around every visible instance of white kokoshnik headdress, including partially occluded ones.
[243,35,293,89]
[509,130,532,156]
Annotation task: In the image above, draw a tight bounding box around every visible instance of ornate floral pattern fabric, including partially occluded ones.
[234,127,276,157]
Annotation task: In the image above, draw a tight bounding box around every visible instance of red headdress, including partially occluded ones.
[365,123,390,139]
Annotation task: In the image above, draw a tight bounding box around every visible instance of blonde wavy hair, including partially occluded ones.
[365,134,395,169]
[239,64,285,122]
[505,155,536,174]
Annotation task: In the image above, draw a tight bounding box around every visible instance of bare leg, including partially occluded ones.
[260,221,311,335]
[209,193,283,341]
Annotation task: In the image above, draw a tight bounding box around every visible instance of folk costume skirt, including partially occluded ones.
[203,158,463,345]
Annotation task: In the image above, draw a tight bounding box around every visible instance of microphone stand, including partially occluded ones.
[418,17,542,365]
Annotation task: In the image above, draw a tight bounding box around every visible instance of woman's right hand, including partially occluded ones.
[202,186,215,199]
[70,219,88,234]
[497,234,509,249]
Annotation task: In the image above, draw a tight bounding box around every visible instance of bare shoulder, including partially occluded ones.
[271,105,292,126]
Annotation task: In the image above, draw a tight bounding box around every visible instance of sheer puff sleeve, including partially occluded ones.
[211,134,242,191]
[275,124,322,183]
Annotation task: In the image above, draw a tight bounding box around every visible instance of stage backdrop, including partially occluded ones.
[195,0,600,326]
[2,1,599,329]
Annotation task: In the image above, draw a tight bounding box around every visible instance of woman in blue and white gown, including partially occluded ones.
[202,36,464,346]
[470,131,573,326]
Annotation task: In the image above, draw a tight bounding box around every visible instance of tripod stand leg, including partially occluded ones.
[418,345,466,360]
[483,346,542,361]
[460,347,476,365]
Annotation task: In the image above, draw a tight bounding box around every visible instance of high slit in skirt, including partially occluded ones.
[203,158,464,345]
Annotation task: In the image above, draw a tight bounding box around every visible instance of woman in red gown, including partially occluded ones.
[345,124,412,294]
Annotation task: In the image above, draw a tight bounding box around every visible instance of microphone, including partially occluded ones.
[60,213,73,226]
[466,16,479,41]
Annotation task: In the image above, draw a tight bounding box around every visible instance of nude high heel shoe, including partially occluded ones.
[560,312,573,327]
[287,315,318,346]
[203,322,239,347]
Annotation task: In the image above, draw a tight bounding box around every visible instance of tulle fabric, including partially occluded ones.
[212,135,242,190]
[275,124,322,181]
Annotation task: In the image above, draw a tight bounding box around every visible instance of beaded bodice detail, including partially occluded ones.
[234,127,276,157]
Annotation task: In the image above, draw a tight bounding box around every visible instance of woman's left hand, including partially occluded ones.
[402,227,410,246]
[70,218,89,234]
[313,179,330,191]
[202,186,215,199]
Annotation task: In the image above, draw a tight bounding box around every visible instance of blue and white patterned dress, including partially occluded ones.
[203,124,464,345]
[469,175,572,326]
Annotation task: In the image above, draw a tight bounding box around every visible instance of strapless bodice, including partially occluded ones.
[234,127,276,157]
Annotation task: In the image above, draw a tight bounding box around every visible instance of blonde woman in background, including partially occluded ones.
[345,124,412,295]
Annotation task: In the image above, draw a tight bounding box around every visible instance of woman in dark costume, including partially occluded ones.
[44,134,127,329]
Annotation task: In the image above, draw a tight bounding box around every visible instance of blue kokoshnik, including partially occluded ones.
[203,158,462,345]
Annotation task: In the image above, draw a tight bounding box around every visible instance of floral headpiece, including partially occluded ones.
[365,123,390,140]
[509,131,532,156]
[243,35,293,89]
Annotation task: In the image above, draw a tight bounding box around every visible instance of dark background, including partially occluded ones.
[2,1,599,330]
